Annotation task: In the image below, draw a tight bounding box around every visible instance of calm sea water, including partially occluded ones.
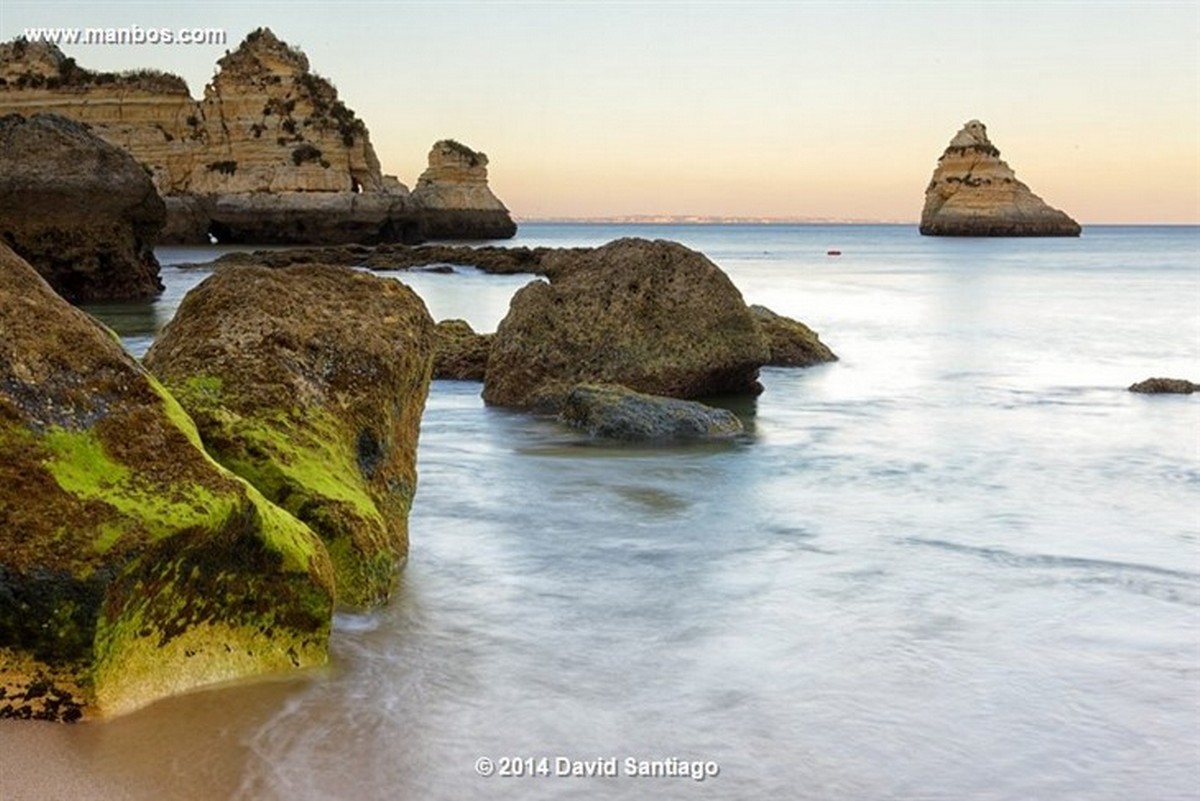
[3,224,1197,801]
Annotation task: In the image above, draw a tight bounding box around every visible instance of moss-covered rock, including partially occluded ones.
[0,244,334,721]
[560,384,744,441]
[750,305,838,367]
[433,319,492,381]
[144,265,435,607]
[483,238,769,410]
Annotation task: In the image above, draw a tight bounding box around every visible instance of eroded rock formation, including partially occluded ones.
[0,31,514,244]
[0,243,334,721]
[144,265,436,606]
[0,113,164,301]
[920,120,1080,237]
[483,238,770,410]
[412,140,517,239]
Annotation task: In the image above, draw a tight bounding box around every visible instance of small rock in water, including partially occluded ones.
[559,383,744,442]
[1128,377,1197,394]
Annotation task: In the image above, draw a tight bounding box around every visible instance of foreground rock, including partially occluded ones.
[433,319,492,380]
[483,238,769,410]
[1128,377,1197,394]
[0,244,334,721]
[751,305,838,366]
[144,266,435,606]
[560,384,744,441]
[0,31,514,244]
[0,113,164,301]
[412,140,517,239]
[920,120,1080,237]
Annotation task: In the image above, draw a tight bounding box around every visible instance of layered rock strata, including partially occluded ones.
[920,120,1080,237]
[0,243,334,721]
[411,140,517,239]
[144,265,435,606]
[483,238,770,410]
[0,31,513,244]
[0,113,164,301]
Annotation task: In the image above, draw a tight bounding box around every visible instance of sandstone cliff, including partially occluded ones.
[920,120,1080,237]
[0,30,514,244]
[412,140,517,239]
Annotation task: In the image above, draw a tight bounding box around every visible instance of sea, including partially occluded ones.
[2,223,1197,801]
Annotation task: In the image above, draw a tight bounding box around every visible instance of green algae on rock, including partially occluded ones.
[0,243,334,721]
[144,264,435,607]
[483,238,770,410]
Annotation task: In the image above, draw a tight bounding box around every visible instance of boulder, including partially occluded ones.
[920,120,1081,237]
[750,305,837,366]
[483,238,769,410]
[433,319,492,381]
[0,113,165,301]
[143,265,436,606]
[0,243,334,721]
[560,384,744,441]
[411,140,517,240]
[1129,377,1197,394]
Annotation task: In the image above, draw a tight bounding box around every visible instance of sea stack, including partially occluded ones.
[920,120,1081,237]
[412,140,517,240]
[0,31,513,244]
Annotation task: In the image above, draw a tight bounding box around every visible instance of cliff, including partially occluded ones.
[920,120,1081,237]
[0,31,514,244]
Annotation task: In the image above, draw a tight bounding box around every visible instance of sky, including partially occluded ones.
[2,0,1198,223]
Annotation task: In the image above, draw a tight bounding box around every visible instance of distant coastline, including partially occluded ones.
[513,215,913,225]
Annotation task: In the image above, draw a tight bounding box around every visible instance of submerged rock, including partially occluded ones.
[483,238,769,410]
[920,120,1081,237]
[1128,377,1197,394]
[144,265,435,606]
[0,112,165,301]
[412,140,517,240]
[0,243,334,721]
[560,384,744,441]
[750,305,838,367]
[433,319,492,381]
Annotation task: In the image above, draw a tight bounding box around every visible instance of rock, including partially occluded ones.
[483,238,769,410]
[560,384,744,441]
[0,33,516,244]
[750,305,837,366]
[433,319,492,381]
[179,242,570,275]
[143,265,436,606]
[412,140,517,239]
[0,243,334,721]
[0,112,165,301]
[920,120,1081,237]
[1128,377,1197,394]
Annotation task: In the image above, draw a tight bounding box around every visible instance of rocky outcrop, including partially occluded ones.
[0,113,164,301]
[560,384,744,441]
[180,242,573,275]
[1129,377,1197,394]
[412,140,516,239]
[0,243,334,721]
[0,31,510,244]
[920,120,1080,237]
[144,265,435,606]
[750,305,838,367]
[483,238,770,410]
[433,319,492,381]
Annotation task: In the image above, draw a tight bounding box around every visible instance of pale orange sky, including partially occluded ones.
[5,1,1199,223]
